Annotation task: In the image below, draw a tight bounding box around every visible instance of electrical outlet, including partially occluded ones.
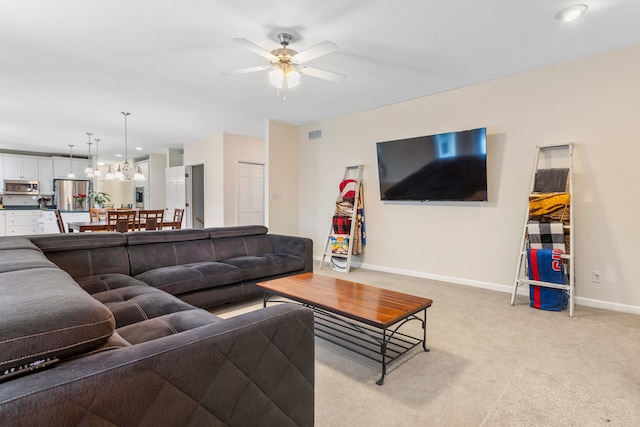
[592,270,602,283]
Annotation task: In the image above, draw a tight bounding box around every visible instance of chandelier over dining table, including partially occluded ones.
[104,112,145,181]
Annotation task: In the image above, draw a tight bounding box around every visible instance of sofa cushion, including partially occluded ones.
[91,285,197,328]
[42,246,131,278]
[127,239,217,276]
[224,254,305,280]
[0,267,114,374]
[134,262,243,295]
[75,273,149,295]
[116,309,222,345]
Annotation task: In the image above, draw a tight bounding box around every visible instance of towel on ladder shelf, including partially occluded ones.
[527,221,566,252]
[527,248,568,311]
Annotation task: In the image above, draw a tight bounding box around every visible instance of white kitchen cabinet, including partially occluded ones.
[3,156,38,180]
[40,210,89,234]
[38,158,54,194]
[53,157,88,179]
[5,209,41,236]
[0,211,5,236]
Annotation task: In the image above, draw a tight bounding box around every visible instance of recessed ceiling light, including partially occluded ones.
[135,147,143,151]
[557,4,588,22]
[115,154,123,158]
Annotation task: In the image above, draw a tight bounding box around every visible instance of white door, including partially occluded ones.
[236,162,264,226]
[165,166,186,226]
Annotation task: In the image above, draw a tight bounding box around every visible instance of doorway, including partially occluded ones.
[236,162,264,226]
[189,164,205,228]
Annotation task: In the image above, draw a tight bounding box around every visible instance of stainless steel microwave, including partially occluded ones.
[4,180,39,195]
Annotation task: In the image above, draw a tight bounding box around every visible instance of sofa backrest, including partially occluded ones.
[29,233,130,278]
[126,229,213,276]
[0,237,57,273]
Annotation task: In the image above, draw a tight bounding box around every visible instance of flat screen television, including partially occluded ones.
[376,127,488,202]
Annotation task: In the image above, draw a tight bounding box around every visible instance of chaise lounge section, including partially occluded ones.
[0,226,315,426]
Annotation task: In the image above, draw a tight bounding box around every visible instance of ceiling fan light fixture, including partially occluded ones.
[268,64,300,89]
[268,67,284,87]
[557,4,588,22]
[287,70,301,88]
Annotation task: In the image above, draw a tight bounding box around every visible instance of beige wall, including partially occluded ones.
[223,133,264,226]
[184,134,224,226]
[148,153,167,210]
[184,132,264,227]
[298,44,640,314]
[267,120,300,235]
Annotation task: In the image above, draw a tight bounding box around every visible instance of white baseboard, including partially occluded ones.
[314,256,640,315]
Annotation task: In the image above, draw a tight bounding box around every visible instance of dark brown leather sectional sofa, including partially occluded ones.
[0,226,315,426]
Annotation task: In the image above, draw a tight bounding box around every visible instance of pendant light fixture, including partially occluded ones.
[120,111,135,181]
[105,164,115,180]
[85,132,94,178]
[133,164,146,181]
[93,138,101,177]
[67,145,76,179]
[114,163,124,180]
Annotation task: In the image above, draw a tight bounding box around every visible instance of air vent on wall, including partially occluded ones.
[308,129,322,140]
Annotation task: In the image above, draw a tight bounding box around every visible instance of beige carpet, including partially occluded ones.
[481,367,640,426]
[213,268,640,426]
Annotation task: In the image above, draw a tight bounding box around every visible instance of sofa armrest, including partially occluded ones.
[0,304,315,427]
[270,234,314,273]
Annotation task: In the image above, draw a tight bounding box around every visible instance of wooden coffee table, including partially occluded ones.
[257,272,433,385]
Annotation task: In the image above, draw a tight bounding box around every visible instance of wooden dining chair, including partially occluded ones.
[173,208,184,229]
[138,209,164,231]
[106,210,137,233]
[89,208,108,223]
[54,209,66,233]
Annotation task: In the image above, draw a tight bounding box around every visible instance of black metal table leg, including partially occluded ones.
[376,329,388,386]
[422,308,430,352]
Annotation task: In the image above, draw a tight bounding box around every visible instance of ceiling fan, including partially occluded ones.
[224,33,346,94]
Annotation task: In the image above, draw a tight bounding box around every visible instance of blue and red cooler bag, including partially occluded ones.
[527,248,568,311]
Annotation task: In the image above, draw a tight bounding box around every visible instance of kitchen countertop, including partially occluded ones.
[0,206,88,213]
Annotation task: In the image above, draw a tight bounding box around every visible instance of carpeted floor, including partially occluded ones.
[212,268,640,426]
[480,367,640,426]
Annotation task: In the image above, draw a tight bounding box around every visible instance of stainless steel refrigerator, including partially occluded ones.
[54,179,92,211]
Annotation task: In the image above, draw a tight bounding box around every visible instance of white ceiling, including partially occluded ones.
[1,0,639,164]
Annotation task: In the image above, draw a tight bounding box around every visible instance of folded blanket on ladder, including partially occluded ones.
[527,221,566,252]
[527,248,568,311]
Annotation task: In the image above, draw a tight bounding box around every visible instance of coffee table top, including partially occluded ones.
[257,273,432,328]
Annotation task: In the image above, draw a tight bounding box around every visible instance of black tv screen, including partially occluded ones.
[376,127,488,201]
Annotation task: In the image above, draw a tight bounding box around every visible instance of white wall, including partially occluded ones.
[298,44,640,313]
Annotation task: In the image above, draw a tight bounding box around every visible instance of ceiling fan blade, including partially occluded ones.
[298,66,347,82]
[220,65,272,75]
[293,41,338,63]
[232,38,277,61]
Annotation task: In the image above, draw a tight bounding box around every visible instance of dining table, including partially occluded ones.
[67,221,181,232]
